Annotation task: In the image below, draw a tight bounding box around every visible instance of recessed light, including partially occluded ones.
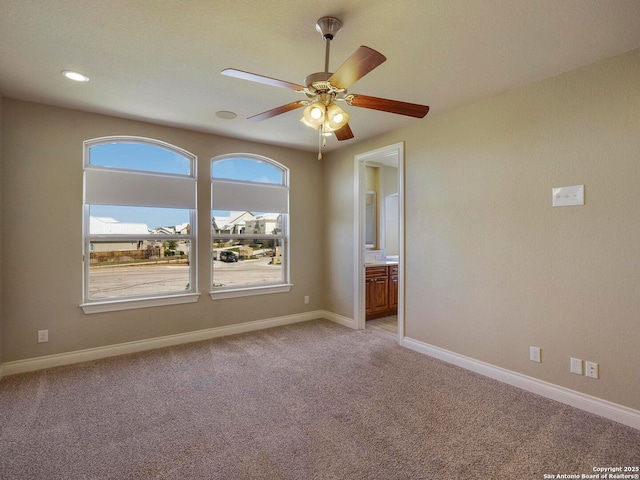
[62,70,90,82]
[215,111,237,120]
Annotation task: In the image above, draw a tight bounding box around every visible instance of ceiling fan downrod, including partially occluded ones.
[316,17,342,74]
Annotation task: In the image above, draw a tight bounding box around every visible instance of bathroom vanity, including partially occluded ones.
[365,262,398,320]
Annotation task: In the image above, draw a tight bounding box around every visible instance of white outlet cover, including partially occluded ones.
[552,185,584,207]
[585,361,599,379]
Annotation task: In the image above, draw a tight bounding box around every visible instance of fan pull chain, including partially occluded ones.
[318,124,323,160]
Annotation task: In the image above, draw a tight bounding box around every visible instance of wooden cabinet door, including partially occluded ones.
[371,275,389,313]
[389,274,398,310]
[366,266,388,317]
[365,277,376,315]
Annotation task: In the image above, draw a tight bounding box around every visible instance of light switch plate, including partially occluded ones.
[552,185,584,207]
[529,346,541,363]
[570,357,583,375]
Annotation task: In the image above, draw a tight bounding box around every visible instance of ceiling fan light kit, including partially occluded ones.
[327,103,349,129]
[302,101,326,126]
[221,16,429,159]
[301,97,350,131]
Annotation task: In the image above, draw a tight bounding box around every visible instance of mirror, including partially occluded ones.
[365,191,376,248]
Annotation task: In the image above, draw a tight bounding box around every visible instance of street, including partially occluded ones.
[89,257,281,299]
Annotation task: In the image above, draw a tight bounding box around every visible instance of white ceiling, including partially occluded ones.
[2,0,640,153]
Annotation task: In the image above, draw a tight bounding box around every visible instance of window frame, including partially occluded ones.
[81,136,199,314]
[210,153,291,300]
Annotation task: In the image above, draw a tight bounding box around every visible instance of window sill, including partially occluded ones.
[81,293,201,314]
[209,284,293,300]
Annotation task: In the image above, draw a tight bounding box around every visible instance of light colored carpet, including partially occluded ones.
[1,319,638,479]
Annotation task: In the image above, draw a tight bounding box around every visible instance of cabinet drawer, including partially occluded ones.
[366,266,387,278]
[389,265,398,276]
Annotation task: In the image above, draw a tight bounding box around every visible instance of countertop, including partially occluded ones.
[365,261,399,266]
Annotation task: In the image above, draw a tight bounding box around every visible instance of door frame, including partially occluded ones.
[353,142,405,342]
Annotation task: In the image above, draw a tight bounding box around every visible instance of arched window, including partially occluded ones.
[82,137,198,313]
[211,154,291,298]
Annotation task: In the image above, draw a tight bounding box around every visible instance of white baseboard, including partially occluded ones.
[322,311,358,329]
[402,336,640,431]
[0,310,325,377]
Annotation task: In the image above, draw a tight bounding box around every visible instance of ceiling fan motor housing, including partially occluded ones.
[304,72,333,92]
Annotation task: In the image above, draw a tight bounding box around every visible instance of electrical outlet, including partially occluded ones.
[38,329,49,343]
[304,295,310,305]
[529,346,541,363]
[585,361,599,379]
[570,357,583,375]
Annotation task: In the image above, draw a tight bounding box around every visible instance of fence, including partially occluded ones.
[90,248,161,264]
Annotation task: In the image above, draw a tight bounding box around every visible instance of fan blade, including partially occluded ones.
[346,94,429,118]
[328,46,386,90]
[221,69,305,91]
[247,101,306,121]
[334,123,354,141]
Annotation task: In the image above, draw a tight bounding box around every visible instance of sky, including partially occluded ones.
[89,142,283,229]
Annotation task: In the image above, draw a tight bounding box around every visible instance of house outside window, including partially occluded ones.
[210,154,291,299]
[81,137,199,313]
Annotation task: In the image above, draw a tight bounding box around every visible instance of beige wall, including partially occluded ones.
[324,48,640,410]
[1,100,323,362]
[0,95,3,364]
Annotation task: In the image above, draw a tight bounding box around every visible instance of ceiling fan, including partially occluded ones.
[221,17,430,158]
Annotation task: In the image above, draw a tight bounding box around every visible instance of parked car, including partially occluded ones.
[219,250,239,262]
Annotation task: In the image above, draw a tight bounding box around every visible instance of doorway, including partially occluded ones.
[354,142,404,342]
